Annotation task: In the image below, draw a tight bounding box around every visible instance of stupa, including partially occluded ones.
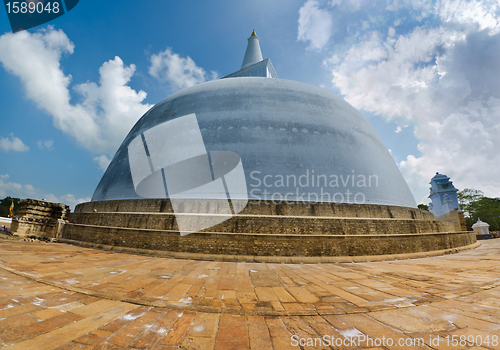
[61,31,476,261]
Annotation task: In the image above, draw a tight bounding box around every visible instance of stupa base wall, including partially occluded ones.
[59,227,477,262]
[60,199,477,260]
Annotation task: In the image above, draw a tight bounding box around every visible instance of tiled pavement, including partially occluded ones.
[0,237,499,349]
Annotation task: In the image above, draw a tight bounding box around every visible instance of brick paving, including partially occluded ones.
[0,237,499,349]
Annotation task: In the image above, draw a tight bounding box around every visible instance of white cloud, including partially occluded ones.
[0,176,39,199]
[59,194,91,209]
[37,139,54,150]
[395,125,409,133]
[0,26,152,155]
[325,3,500,199]
[0,134,29,152]
[93,154,111,172]
[329,0,366,9]
[398,154,433,204]
[0,174,89,210]
[149,48,218,91]
[386,0,500,30]
[436,0,500,33]
[331,27,456,120]
[298,0,333,50]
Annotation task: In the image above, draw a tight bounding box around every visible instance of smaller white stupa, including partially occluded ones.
[472,218,490,236]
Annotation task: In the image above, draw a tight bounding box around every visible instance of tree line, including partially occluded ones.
[457,189,500,231]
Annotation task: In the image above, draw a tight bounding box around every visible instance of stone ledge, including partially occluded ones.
[77,199,436,220]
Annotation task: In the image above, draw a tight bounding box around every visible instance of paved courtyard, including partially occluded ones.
[0,237,499,349]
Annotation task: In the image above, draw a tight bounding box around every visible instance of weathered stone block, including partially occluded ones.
[11,199,70,238]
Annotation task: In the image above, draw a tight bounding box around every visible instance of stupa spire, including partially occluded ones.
[241,30,263,69]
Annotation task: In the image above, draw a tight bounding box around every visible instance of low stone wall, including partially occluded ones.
[62,223,476,258]
[11,199,70,239]
[69,212,455,236]
[60,199,475,259]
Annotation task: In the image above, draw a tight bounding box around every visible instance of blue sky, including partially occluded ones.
[1,0,499,208]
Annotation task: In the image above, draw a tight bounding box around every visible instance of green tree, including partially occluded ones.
[465,197,500,231]
[417,204,429,211]
[457,188,484,218]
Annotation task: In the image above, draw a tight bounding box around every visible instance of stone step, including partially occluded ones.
[77,199,435,220]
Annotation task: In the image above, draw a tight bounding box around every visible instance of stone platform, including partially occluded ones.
[61,199,476,260]
[1,237,500,349]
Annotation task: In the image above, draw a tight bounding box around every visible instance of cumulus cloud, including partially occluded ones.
[298,0,333,50]
[149,48,218,91]
[0,134,29,152]
[93,154,111,172]
[323,1,500,199]
[0,173,89,210]
[0,26,152,155]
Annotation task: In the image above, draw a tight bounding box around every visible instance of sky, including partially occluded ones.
[0,0,499,209]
